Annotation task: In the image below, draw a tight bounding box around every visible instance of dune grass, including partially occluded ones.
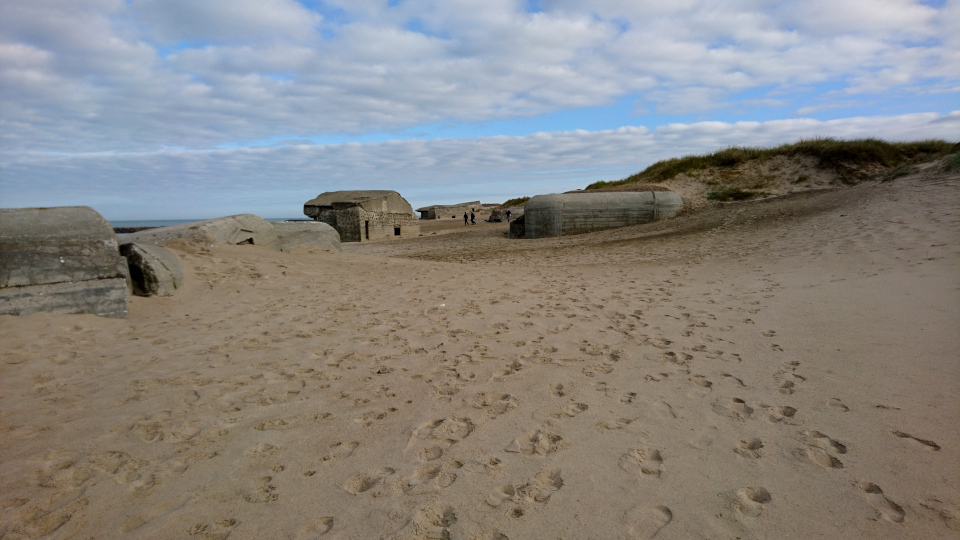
[498,196,530,208]
[586,138,956,190]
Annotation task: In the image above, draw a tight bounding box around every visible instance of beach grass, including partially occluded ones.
[586,138,956,190]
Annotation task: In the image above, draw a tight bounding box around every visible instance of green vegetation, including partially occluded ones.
[943,153,960,173]
[499,196,530,208]
[882,164,919,182]
[586,138,955,190]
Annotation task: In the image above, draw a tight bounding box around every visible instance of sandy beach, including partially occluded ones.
[2,173,958,539]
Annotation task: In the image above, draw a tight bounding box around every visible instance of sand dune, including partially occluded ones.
[2,173,958,539]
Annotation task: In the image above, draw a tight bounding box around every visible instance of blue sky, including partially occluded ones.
[1,0,958,219]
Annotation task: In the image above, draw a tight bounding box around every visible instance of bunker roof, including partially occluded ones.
[304,190,414,214]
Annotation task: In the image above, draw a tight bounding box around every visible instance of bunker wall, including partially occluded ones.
[524,191,683,239]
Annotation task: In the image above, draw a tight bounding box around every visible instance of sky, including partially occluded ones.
[1,0,958,220]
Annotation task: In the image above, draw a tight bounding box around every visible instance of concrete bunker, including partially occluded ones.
[523,190,683,239]
[416,201,481,220]
[304,190,419,242]
[0,206,130,318]
[123,214,281,249]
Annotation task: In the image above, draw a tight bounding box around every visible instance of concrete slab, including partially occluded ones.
[272,222,342,252]
[120,243,183,297]
[123,214,281,250]
[0,206,129,318]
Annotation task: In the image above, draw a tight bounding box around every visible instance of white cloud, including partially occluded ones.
[0,0,955,156]
[129,0,323,45]
[2,111,956,220]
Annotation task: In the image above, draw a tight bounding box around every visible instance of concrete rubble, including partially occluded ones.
[120,243,183,297]
[123,214,281,250]
[0,206,130,318]
[271,221,342,252]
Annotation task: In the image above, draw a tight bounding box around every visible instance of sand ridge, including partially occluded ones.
[1,173,958,539]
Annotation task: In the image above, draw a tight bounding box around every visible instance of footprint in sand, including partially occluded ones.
[618,448,664,478]
[650,401,676,419]
[343,467,396,495]
[598,417,635,431]
[857,482,905,523]
[796,430,846,469]
[892,430,941,451]
[518,469,564,504]
[583,363,614,377]
[734,487,771,518]
[625,505,673,539]
[418,445,443,462]
[827,398,850,412]
[468,393,519,418]
[550,383,566,397]
[395,504,457,539]
[722,373,746,387]
[688,375,713,397]
[188,518,239,540]
[563,402,589,417]
[397,464,442,494]
[735,438,765,459]
[712,398,753,420]
[297,517,333,539]
[410,417,475,447]
[486,470,563,508]
[319,441,359,463]
[766,406,800,425]
[689,426,719,449]
[505,429,563,456]
[243,476,279,503]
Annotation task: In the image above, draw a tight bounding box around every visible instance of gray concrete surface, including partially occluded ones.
[303,191,419,242]
[524,191,683,238]
[272,221,342,252]
[120,243,183,297]
[123,214,281,250]
[0,206,129,318]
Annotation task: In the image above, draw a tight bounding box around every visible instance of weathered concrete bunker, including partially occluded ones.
[124,214,282,249]
[304,190,419,242]
[416,201,481,220]
[523,190,683,238]
[0,206,130,318]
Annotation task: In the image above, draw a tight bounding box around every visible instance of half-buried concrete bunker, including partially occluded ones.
[523,190,683,238]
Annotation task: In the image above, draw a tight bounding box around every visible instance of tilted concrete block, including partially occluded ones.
[0,206,129,318]
[123,214,280,250]
[120,243,183,297]
[272,221,342,252]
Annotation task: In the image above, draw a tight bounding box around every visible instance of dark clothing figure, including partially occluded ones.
[505,210,512,222]
[470,212,476,225]
[464,212,468,225]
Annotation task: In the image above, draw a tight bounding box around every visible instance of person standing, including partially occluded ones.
[470,211,476,225]
[505,209,512,222]
[464,212,468,225]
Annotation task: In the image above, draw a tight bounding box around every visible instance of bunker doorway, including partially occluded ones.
[394,227,401,236]
[365,221,369,240]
